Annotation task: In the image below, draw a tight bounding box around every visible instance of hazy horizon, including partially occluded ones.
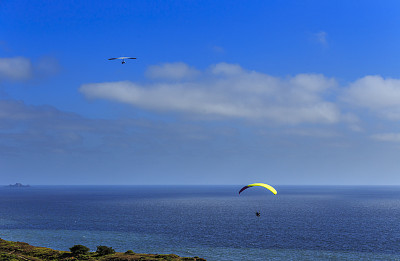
[4,183,400,186]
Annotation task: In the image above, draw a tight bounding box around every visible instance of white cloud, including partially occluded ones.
[0,56,59,82]
[371,133,400,142]
[211,62,245,76]
[0,57,33,81]
[344,75,400,120]
[146,62,200,80]
[81,62,341,125]
[314,31,328,46]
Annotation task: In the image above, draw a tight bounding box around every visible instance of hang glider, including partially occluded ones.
[108,57,137,64]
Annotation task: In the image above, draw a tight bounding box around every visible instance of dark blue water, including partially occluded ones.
[1,185,400,260]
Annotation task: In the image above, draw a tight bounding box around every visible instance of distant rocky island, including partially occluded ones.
[0,238,206,261]
[7,183,30,187]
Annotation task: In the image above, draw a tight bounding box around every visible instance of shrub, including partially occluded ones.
[0,253,20,261]
[96,245,115,256]
[69,244,90,256]
[125,250,135,254]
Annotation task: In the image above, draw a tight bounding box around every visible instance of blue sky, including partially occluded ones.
[1,1,400,185]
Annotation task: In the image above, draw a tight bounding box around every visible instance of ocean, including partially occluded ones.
[1,185,400,260]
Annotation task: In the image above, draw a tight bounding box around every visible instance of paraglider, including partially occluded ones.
[108,57,137,64]
[239,183,277,195]
[239,183,277,217]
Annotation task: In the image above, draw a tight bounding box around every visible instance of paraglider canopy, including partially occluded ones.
[239,183,277,195]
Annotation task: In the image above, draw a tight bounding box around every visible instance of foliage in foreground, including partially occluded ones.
[96,245,116,256]
[0,238,206,261]
[70,244,91,256]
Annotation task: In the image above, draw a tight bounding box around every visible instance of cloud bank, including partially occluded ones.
[80,62,400,146]
[81,62,340,125]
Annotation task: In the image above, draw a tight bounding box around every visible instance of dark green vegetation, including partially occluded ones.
[96,246,116,256]
[0,238,206,261]
[70,244,90,256]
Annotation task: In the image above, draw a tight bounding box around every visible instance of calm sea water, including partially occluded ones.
[1,185,400,260]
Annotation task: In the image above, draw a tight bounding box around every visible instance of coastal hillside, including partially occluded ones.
[0,238,206,261]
